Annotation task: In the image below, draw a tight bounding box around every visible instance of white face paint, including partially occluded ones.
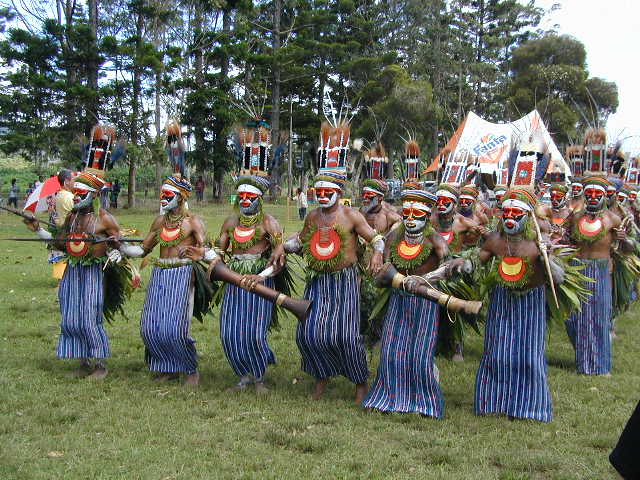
[402,201,430,234]
[160,188,180,214]
[315,187,339,209]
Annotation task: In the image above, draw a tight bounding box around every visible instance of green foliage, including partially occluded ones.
[0,206,637,479]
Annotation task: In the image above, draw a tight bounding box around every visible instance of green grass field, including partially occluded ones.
[0,204,637,479]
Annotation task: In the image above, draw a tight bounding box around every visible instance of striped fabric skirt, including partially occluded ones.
[296,266,368,384]
[141,265,198,374]
[220,277,276,380]
[565,258,612,375]
[363,291,443,418]
[57,262,110,359]
[474,285,552,422]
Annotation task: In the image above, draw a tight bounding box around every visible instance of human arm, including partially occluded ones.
[263,214,286,275]
[350,208,384,273]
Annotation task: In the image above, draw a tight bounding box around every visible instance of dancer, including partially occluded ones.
[363,186,449,417]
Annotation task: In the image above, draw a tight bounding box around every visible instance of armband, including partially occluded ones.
[371,233,385,253]
[120,243,146,258]
[36,228,52,240]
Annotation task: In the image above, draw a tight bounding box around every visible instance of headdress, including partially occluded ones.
[549,183,569,194]
[163,175,193,199]
[583,128,607,175]
[459,185,479,201]
[74,171,106,192]
[362,178,389,197]
[314,171,347,191]
[566,144,584,178]
[582,175,613,192]
[317,93,356,177]
[82,124,125,178]
[166,119,186,177]
[440,150,471,186]
[608,140,626,177]
[235,175,270,196]
[435,183,459,201]
[501,188,538,212]
[507,132,550,193]
[401,188,437,208]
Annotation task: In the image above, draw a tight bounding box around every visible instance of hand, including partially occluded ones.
[183,246,206,261]
[615,229,627,241]
[107,249,123,264]
[444,258,473,276]
[239,274,264,291]
[474,225,489,236]
[403,276,425,294]
[268,245,286,269]
[23,217,39,232]
[369,251,383,275]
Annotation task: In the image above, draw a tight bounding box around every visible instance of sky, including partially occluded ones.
[535,0,640,153]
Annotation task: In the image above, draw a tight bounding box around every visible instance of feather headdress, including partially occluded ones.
[81,124,125,178]
[165,119,186,177]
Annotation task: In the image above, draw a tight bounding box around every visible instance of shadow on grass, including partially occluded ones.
[546,355,575,371]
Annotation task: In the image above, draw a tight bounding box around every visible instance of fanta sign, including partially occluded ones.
[473,134,508,156]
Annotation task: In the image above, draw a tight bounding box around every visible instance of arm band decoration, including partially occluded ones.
[371,233,385,253]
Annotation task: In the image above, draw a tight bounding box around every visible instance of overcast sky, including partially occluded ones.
[536,0,640,153]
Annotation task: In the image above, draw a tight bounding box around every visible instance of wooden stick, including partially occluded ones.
[0,205,57,228]
[532,214,559,308]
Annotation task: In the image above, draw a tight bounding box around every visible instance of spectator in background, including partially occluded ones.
[8,179,19,207]
[25,182,35,200]
[34,175,43,189]
[110,180,121,209]
[196,176,205,202]
[294,187,308,220]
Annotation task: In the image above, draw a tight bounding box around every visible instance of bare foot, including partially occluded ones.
[452,353,464,363]
[255,381,269,395]
[184,372,199,387]
[87,365,108,380]
[226,383,247,393]
[601,372,612,377]
[152,373,179,382]
[355,382,368,404]
[310,378,329,400]
[67,364,93,378]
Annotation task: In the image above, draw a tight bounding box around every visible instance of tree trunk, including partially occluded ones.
[128,3,145,208]
[87,0,99,130]
[269,0,282,200]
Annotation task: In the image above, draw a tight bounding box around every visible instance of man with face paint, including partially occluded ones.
[363,186,449,417]
[569,179,585,212]
[565,176,628,376]
[475,189,556,421]
[490,186,507,219]
[359,179,401,234]
[284,171,385,403]
[23,172,122,379]
[542,184,572,243]
[456,185,490,246]
[188,175,286,393]
[114,176,206,386]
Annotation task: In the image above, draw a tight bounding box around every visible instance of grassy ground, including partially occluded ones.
[0,203,637,480]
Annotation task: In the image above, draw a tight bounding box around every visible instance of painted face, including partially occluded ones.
[72,186,94,211]
[436,195,456,215]
[617,193,628,205]
[502,206,528,235]
[361,190,381,214]
[550,190,567,209]
[630,192,638,202]
[494,190,506,207]
[238,191,261,216]
[458,196,474,215]
[571,183,583,197]
[315,187,339,209]
[584,186,606,213]
[402,202,430,234]
[160,188,180,214]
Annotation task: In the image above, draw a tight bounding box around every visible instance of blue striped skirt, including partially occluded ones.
[296,266,368,384]
[141,265,198,374]
[565,258,612,375]
[220,278,276,379]
[474,285,552,422]
[363,291,443,418]
[57,262,110,359]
